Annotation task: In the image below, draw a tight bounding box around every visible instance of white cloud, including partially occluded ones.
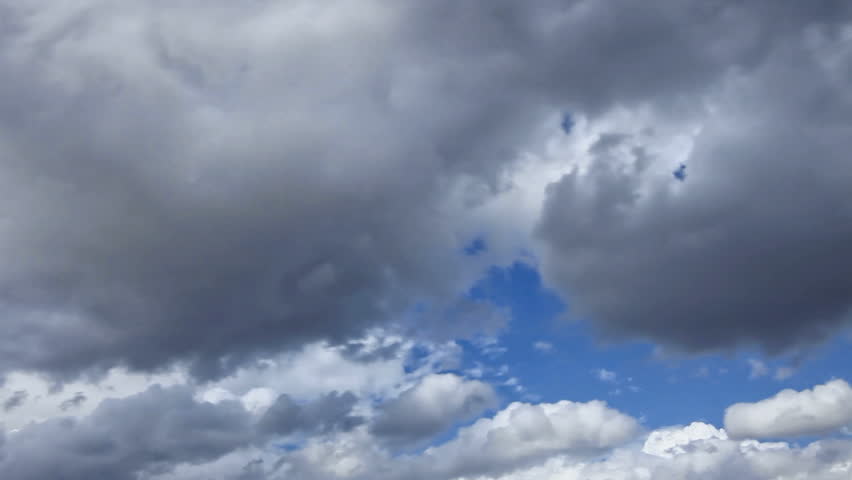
[414,399,640,479]
[642,421,728,458]
[533,341,554,353]
[481,425,852,480]
[725,379,852,439]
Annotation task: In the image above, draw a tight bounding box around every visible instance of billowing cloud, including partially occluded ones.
[536,18,852,353]
[642,421,729,458]
[1,2,851,477]
[725,379,852,439]
[411,399,640,479]
[1,1,849,384]
[371,373,497,445]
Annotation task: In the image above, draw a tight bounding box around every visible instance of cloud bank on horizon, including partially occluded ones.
[1,0,851,478]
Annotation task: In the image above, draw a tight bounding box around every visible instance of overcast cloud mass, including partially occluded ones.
[1,0,851,478]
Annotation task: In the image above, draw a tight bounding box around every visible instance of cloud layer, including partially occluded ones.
[1,2,852,479]
[1,1,850,384]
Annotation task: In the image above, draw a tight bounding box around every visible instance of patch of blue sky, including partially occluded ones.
[462,236,487,256]
[673,163,687,181]
[560,113,575,134]
[450,261,852,432]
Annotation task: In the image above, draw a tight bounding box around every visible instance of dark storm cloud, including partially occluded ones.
[258,391,364,436]
[0,0,849,382]
[537,24,852,353]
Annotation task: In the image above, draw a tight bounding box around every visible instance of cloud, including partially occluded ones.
[59,392,87,411]
[0,385,256,480]
[536,15,852,354]
[642,421,728,458]
[1,0,848,384]
[13,374,849,480]
[371,373,497,445]
[533,341,553,353]
[2,390,27,412]
[725,378,852,439]
[258,390,364,436]
[412,399,640,479]
[483,425,852,480]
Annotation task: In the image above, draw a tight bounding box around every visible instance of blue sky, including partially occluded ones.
[453,260,852,431]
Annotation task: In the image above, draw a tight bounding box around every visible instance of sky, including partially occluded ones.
[1,1,852,479]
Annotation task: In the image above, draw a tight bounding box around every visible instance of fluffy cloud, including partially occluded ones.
[371,373,498,445]
[725,379,852,439]
[410,399,640,479]
[6,377,850,480]
[484,426,852,480]
[642,421,728,458]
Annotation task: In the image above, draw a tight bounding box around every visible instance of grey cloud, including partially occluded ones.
[371,373,498,445]
[2,390,27,412]
[258,391,364,436]
[59,392,87,411]
[537,19,852,353]
[0,0,849,383]
[0,385,255,480]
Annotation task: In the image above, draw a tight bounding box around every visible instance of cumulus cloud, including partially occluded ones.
[725,379,852,439]
[12,377,847,480]
[483,425,852,480]
[1,1,852,477]
[535,2,852,354]
[642,421,728,458]
[371,373,497,445]
[0,385,256,480]
[412,399,640,479]
[0,0,534,381]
